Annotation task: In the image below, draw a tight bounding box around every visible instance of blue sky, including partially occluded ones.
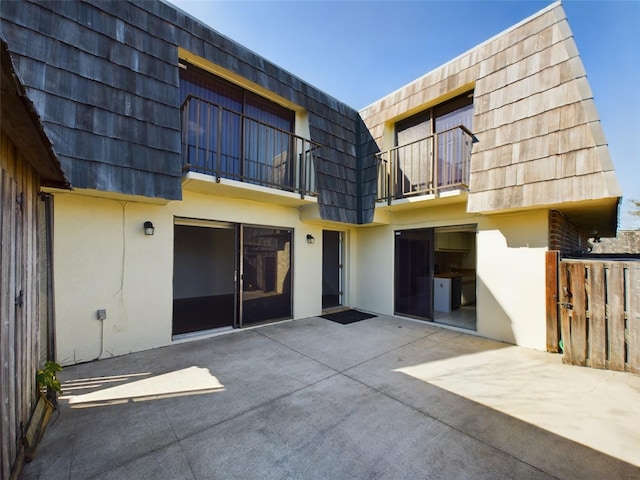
[169,0,640,230]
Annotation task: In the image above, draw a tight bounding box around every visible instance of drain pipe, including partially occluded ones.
[41,193,57,371]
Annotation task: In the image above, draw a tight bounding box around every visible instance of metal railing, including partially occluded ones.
[376,125,473,203]
[181,95,320,197]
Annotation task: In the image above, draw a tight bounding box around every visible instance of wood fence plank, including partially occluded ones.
[5,175,18,469]
[1,134,47,477]
[546,251,560,352]
[15,173,25,468]
[569,262,587,365]
[608,263,625,371]
[559,261,573,364]
[1,168,12,480]
[628,264,640,374]
[588,262,606,369]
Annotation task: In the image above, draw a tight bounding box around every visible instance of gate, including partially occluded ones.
[546,252,640,373]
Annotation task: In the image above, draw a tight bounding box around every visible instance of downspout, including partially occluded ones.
[41,193,56,368]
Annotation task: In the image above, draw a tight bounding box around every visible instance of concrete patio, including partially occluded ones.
[22,315,640,479]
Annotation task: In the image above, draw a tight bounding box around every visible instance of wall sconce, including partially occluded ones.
[143,221,155,236]
[306,234,315,244]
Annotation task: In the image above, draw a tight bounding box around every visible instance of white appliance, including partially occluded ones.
[433,277,452,313]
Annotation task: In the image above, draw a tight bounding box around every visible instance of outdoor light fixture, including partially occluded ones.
[144,221,155,236]
[306,234,315,244]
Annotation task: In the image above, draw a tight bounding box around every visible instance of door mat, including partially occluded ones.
[320,309,377,325]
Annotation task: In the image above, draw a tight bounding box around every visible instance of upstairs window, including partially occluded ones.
[378,91,474,200]
[179,63,317,196]
[180,64,294,133]
[396,91,473,147]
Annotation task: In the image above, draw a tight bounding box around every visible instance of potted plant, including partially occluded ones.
[24,361,63,461]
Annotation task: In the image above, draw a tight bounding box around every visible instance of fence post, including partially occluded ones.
[559,261,573,364]
[545,251,560,352]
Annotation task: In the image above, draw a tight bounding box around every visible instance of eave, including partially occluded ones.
[1,36,70,189]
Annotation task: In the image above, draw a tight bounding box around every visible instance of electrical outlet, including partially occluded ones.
[97,309,107,321]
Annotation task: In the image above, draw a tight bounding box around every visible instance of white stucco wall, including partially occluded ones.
[475,211,548,350]
[353,204,549,351]
[354,226,394,315]
[53,188,549,365]
[53,194,173,364]
[52,190,325,365]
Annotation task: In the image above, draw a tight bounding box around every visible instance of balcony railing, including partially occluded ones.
[181,95,320,197]
[376,125,473,204]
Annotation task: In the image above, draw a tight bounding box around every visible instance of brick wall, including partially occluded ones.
[549,210,590,253]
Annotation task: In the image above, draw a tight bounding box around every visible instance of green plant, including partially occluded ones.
[36,361,63,395]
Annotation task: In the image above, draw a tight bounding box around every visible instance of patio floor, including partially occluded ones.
[21,315,640,479]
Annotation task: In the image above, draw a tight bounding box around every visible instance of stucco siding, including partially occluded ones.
[52,191,331,364]
[475,211,548,349]
[353,206,549,350]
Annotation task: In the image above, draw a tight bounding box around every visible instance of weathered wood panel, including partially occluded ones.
[0,131,42,480]
[587,262,606,369]
[559,260,573,365]
[569,262,587,364]
[556,258,640,373]
[608,264,626,371]
[545,250,560,352]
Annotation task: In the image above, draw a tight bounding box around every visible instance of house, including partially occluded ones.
[0,0,620,373]
[0,35,69,479]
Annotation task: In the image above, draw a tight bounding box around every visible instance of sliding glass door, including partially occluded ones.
[172,221,293,337]
[240,226,292,326]
[394,228,434,320]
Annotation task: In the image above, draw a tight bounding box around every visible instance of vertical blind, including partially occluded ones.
[180,64,294,132]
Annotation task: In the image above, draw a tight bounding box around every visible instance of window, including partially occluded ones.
[180,64,297,187]
[390,91,474,195]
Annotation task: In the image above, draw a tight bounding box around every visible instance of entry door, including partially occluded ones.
[394,229,434,320]
[322,230,343,309]
[240,226,292,326]
[173,222,237,335]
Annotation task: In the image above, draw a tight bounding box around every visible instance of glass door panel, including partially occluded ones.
[241,226,292,326]
[172,223,237,335]
[394,229,434,320]
[322,230,343,309]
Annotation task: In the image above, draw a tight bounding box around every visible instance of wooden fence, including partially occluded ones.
[1,131,45,479]
[546,251,640,373]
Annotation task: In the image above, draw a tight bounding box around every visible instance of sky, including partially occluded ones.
[168,0,640,230]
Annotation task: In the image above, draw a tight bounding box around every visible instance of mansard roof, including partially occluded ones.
[359,1,620,235]
[0,1,621,231]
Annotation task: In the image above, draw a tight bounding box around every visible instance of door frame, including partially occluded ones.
[322,230,345,310]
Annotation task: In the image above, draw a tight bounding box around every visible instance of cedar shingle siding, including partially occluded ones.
[0,0,372,223]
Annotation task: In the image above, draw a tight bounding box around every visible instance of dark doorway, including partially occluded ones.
[173,224,237,335]
[241,226,292,325]
[394,229,434,320]
[322,230,343,309]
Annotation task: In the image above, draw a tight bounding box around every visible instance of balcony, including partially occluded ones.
[181,95,320,198]
[376,125,473,205]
